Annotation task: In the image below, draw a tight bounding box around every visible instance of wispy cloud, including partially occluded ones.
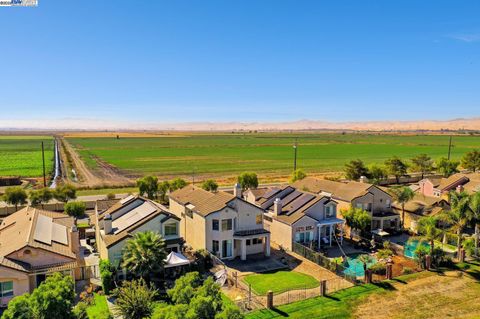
[447,32,480,43]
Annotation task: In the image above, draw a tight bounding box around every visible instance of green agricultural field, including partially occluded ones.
[67,133,480,180]
[0,136,54,177]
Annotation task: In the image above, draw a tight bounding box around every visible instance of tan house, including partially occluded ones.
[0,207,80,307]
[169,185,270,260]
[292,177,399,233]
[245,185,344,251]
[94,195,183,267]
[392,194,450,232]
[418,172,480,198]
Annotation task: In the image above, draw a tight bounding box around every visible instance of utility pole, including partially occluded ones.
[293,138,298,172]
[192,167,195,186]
[447,136,453,160]
[41,141,46,187]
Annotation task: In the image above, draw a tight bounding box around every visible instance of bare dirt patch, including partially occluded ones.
[354,270,480,319]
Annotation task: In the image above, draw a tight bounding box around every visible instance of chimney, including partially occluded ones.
[104,213,112,234]
[70,226,80,255]
[273,198,282,216]
[234,183,242,198]
[359,176,368,183]
[456,184,464,193]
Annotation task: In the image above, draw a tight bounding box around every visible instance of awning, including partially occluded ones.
[164,251,190,268]
[317,217,345,226]
[372,229,390,237]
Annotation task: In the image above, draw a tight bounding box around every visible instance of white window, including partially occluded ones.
[0,281,13,297]
[356,203,363,209]
[325,205,335,218]
[222,219,233,231]
[386,199,391,208]
[164,223,178,236]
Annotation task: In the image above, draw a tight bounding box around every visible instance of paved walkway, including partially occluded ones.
[107,297,121,319]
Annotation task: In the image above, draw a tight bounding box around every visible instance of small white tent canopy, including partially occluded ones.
[164,251,190,268]
[372,229,390,237]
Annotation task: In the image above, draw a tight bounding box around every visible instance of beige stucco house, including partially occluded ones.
[169,185,270,260]
[292,177,399,233]
[418,172,480,198]
[94,195,183,267]
[0,207,80,307]
[392,194,450,232]
[245,186,344,251]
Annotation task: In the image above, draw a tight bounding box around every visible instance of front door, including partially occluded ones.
[222,240,233,258]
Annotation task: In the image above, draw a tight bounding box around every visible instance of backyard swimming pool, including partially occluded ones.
[343,254,377,278]
[403,240,430,258]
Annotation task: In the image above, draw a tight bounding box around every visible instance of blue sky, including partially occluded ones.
[1,0,480,124]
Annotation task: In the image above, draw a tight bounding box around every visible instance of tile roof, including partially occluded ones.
[0,207,77,272]
[97,196,178,248]
[392,193,449,215]
[438,173,470,190]
[169,186,236,217]
[292,177,375,201]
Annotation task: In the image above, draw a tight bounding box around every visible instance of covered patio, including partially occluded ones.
[233,229,271,261]
[317,218,345,250]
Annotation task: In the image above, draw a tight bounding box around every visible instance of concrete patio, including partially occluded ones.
[224,253,288,275]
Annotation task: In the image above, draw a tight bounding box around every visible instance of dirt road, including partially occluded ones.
[60,138,133,188]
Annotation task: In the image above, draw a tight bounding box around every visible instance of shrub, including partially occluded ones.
[64,201,86,219]
[369,263,386,275]
[106,193,116,200]
[114,279,157,319]
[202,179,219,192]
[73,302,89,319]
[100,259,115,294]
[402,267,414,275]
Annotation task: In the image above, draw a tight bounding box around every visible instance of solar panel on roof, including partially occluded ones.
[112,202,157,234]
[120,195,135,205]
[260,187,295,210]
[34,214,53,245]
[285,194,316,215]
[52,223,68,245]
[280,190,302,206]
[262,188,281,199]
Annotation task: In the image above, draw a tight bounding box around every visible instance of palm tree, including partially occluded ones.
[389,186,415,229]
[122,231,167,281]
[440,191,473,260]
[417,216,442,256]
[469,192,480,257]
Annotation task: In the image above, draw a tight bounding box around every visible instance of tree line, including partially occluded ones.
[344,149,480,184]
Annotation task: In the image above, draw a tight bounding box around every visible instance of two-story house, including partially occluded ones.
[418,172,480,198]
[291,177,399,233]
[94,195,183,267]
[169,185,270,260]
[245,185,344,251]
[0,207,80,307]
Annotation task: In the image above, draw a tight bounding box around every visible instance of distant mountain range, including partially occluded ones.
[0,117,479,132]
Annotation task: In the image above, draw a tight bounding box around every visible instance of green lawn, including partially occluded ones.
[243,271,319,295]
[67,133,480,179]
[246,284,382,319]
[0,136,54,177]
[86,293,111,319]
[246,271,432,319]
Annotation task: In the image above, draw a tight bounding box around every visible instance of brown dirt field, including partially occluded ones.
[354,270,480,319]
[62,131,190,138]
